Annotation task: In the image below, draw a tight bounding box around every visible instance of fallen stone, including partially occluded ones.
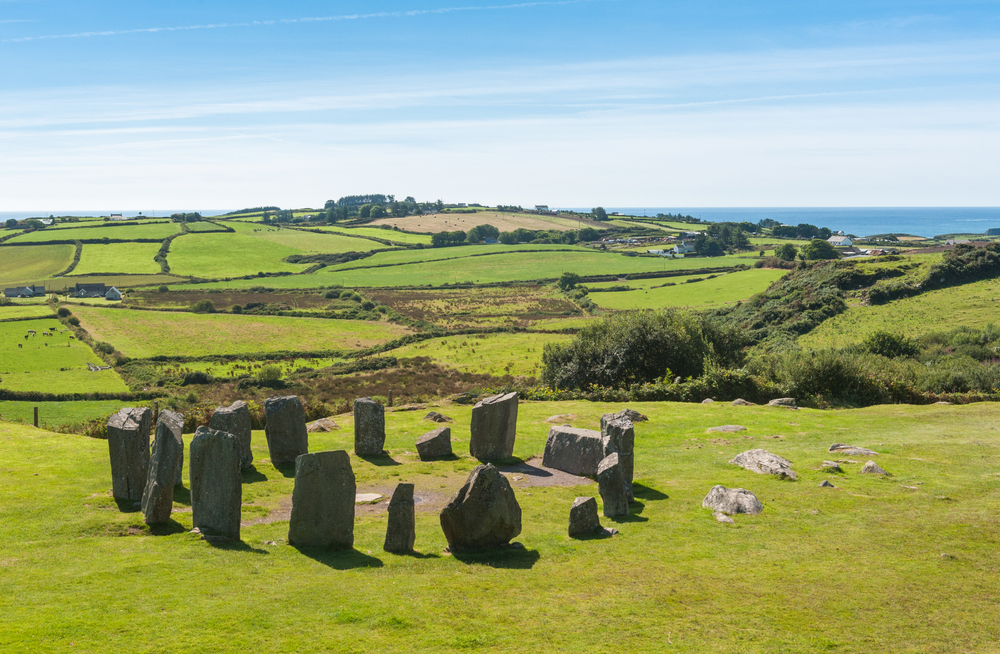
[264,396,309,466]
[597,453,630,517]
[306,417,340,433]
[601,416,635,500]
[469,392,518,461]
[189,426,242,541]
[424,411,453,423]
[933,401,952,405]
[768,398,797,408]
[829,443,879,456]
[701,398,715,404]
[355,493,383,504]
[731,398,754,406]
[568,497,602,537]
[818,480,835,488]
[141,410,184,524]
[702,485,763,515]
[354,397,386,456]
[860,460,890,476]
[729,449,797,480]
[542,426,605,476]
[440,464,522,551]
[416,426,453,460]
[288,450,356,549]
[707,425,747,433]
[209,400,253,470]
[607,408,648,423]
[821,461,844,473]
[384,483,416,554]
[714,511,735,524]
[107,407,152,501]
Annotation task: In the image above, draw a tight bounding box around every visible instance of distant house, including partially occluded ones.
[3,285,46,298]
[535,205,549,212]
[673,242,696,255]
[39,219,54,226]
[828,235,853,247]
[109,213,130,221]
[946,239,970,246]
[105,287,122,301]
[74,283,107,298]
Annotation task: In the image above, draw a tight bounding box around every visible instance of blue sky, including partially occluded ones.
[1,1,998,210]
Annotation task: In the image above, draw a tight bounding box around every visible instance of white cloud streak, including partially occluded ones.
[1,0,604,43]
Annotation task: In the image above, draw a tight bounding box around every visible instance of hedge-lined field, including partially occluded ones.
[73,243,163,275]
[7,222,181,243]
[0,244,75,286]
[589,268,789,310]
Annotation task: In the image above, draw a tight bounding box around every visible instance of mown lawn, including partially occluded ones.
[386,332,573,377]
[589,268,789,310]
[2,401,999,652]
[69,306,413,358]
[0,319,128,394]
[0,244,75,286]
[74,243,163,275]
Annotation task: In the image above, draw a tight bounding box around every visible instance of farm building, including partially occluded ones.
[828,235,853,247]
[73,283,107,298]
[673,242,696,255]
[105,287,122,301]
[3,285,46,298]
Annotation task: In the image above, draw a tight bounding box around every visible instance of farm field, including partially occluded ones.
[6,222,180,243]
[0,244,75,286]
[235,227,391,254]
[124,289,342,312]
[306,225,434,245]
[799,277,1000,348]
[69,306,413,358]
[589,268,789,310]
[44,275,181,292]
[185,222,230,232]
[0,304,56,321]
[3,401,1000,651]
[386,332,573,377]
[0,400,123,429]
[369,211,605,233]
[73,243,163,275]
[173,355,348,378]
[166,233,309,278]
[0,319,128,394]
[527,316,600,331]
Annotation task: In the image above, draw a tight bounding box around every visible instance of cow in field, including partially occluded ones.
[18,343,22,349]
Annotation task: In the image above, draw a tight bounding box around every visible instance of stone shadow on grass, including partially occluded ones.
[242,466,268,484]
[357,453,402,467]
[386,550,441,560]
[295,546,384,570]
[114,498,141,513]
[172,485,191,506]
[632,483,668,502]
[148,519,187,536]
[273,462,297,478]
[608,499,649,524]
[204,537,269,555]
[450,544,540,570]
[573,527,618,541]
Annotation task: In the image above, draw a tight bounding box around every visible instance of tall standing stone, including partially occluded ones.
[264,395,309,466]
[209,400,253,470]
[440,464,522,552]
[354,397,386,456]
[601,415,635,500]
[141,410,183,524]
[469,392,518,461]
[107,407,152,502]
[288,450,356,549]
[189,426,242,540]
[384,483,416,554]
[597,452,629,518]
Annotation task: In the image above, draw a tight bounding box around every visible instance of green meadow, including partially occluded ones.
[0,304,56,321]
[0,319,129,394]
[3,401,1000,652]
[7,222,181,243]
[0,244,75,286]
[589,268,789,310]
[386,332,574,377]
[0,399,124,428]
[73,243,163,275]
[167,232,310,278]
[307,225,434,245]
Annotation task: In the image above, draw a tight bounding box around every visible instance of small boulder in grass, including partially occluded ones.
[424,411,453,423]
[731,398,754,406]
[703,485,762,515]
[768,398,797,408]
[861,460,890,476]
[729,449,797,480]
[701,398,715,404]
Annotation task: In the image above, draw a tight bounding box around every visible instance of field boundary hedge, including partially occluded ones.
[0,389,166,402]
[53,240,83,276]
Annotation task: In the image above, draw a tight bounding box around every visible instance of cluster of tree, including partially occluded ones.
[230,206,279,215]
[655,212,700,222]
[697,222,752,253]
[170,213,204,223]
[430,223,501,246]
[591,207,608,221]
[430,231,470,247]
[772,223,833,239]
[496,205,523,212]
[497,227,602,245]
[772,240,839,261]
[327,195,389,208]
[262,210,295,224]
[5,218,21,229]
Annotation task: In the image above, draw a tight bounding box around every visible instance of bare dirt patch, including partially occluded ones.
[500,457,595,489]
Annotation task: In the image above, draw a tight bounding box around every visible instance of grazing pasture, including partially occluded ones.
[241,227,391,254]
[0,319,128,394]
[0,304,56,321]
[386,331,573,377]
[2,402,1000,652]
[126,289,338,312]
[166,233,309,278]
[0,400,123,429]
[45,275,181,292]
[369,211,605,233]
[6,222,180,243]
[73,243,163,275]
[69,306,413,358]
[309,225,434,245]
[589,268,789,310]
[0,244,75,286]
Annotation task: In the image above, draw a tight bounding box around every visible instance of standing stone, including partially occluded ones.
[107,407,152,501]
[542,426,606,476]
[597,453,629,518]
[354,397,386,456]
[384,483,416,554]
[440,464,522,551]
[209,400,253,470]
[601,416,635,500]
[288,450,356,549]
[568,497,602,537]
[416,426,453,460]
[264,395,309,466]
[469,392,518,461]
[141,410,184,524]
[189,427,242,540]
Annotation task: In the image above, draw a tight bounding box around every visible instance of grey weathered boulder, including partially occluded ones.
[568,496,602,537]
[440,464,522,551]
[731,398,754,406]
[821,460,843,473]
[469,392,518,461]
[829,443,879,456]
[384,483,416,553]
[702,398,715,404]
[424,411,453,423]
[702,485,763,515]
[141,410,184,524]
[288,450,356,549]
[819,480,836,488]
[189,426,242,540]
[860,460,890,476]
[608,408,648,423]
[768,398,797,408]
[729,449,797,480]
[107,407,152,501]
[354,397,386,456]
[416,426,452,460]
[707,425,747,433]
[597,453,630,517]
[542,426,605,476]
[601,416,635,499]
[209,400,253,470]
[264,395,309,466]
[306,417,340,433]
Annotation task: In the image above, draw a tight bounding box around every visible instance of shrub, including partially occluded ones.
[231,305,243,314]
[191,299,215,314]
[861,331,920,358]
[94,341,115,354]
[324,289,342,299]
[257,364,282,383]
[182,371,214,385]
[67,317,80,326]
[158,285,169,293]
[57,307,71,318]
[558,272,582,291]
[360,300,376,311]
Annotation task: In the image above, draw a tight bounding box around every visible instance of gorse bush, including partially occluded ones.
[191,300,215,314]
[861,331,920,359]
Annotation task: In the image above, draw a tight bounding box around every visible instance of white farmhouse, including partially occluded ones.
[828,235,853,247]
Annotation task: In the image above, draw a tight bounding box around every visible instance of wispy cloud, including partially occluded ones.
[1,0,605,43]
[0,18,32,23]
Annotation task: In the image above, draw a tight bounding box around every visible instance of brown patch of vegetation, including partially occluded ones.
[130,290,336,311]
[367,285,581,328]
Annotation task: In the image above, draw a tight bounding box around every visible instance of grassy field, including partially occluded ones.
[167,233,310,278]
[0,319,129,394]
[0,244,75,286]
[7,222,181,243]
[175,356,348,378]
[235,226,391,254]
[0,400,124,429]
[589,269,789,310]
[45,275,182,292]
[185,222,230,232]
[0,304,56,321]
[73,243,163,275]
[69,306,413,358]
[386,332,574,377]
[307,225,434,245]
[2,401,1000,652]
[799,277,1000,348]
[369,211,605,233]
